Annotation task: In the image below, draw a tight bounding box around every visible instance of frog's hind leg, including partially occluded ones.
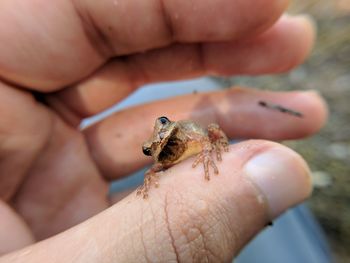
[137,164,163,199]
[192,139,218,180]
[207,123,229,161]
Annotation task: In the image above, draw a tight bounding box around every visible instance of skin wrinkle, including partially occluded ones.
[71,0,114,59]
[210,179,242,246]
[202,211,228,261]
[193,220,213,262]
[190,201,211,261]
[217,202,240,247]
[223,191,264,254]
[148,200,166,262]
[164,193,181,262]
[176,202,205,262]
[194,201,227,262]
[139,205,151,263]
[178,212,199,261]
[124,56,153,87]
[195,162,259,258]
[181,226,195,261]
[221,200,260,257]
[158,0,175,42]
[203,218,227,262]
[216,201,240,258]
[176,194,224,262]
[118,58,142,89]
[72,0,181,59]
[195,43,206,76]
[189,231,208,262]
[114,206,139,263]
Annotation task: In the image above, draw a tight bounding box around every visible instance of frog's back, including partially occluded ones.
[177,120,207,137]
[168,120,207,164]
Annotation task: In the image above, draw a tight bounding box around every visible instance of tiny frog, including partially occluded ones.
[137,116,229,198]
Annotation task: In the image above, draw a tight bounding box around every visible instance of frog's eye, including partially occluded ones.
[142,146,152,156]
[158,116,170,125]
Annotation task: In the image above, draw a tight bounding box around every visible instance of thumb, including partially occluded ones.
[0,140,312,263]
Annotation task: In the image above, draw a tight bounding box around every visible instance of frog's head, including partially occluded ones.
[142,116,178,161]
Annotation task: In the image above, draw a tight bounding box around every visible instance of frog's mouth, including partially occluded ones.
[158,136,181,163]
[157,129,184,163]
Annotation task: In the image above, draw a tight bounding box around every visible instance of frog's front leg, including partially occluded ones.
[137,163,163,199]
[207,123,229,161]
[192,138,218,180]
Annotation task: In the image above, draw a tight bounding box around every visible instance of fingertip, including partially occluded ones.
[242,141,312,218]
[293,13,317,42]
[277,14,317,71]
[292,90,329,137]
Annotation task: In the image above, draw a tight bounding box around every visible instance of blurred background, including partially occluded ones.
[215,1,350,261]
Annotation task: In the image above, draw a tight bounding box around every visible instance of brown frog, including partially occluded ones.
[137,116,229,198]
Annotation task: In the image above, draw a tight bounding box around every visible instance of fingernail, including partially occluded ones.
[282,13,317,40]
[297,14,318,41]
[296,13,317,30]
[244,147,312,218]
[282,13,317,28]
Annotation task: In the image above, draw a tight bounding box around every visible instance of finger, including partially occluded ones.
[204,14,316,75]
[1,141,312,262]
[55,14,315,117]
[0,81,52,201]
[0,201,35,255]
[84,88,327,179]
[0,0,287,90]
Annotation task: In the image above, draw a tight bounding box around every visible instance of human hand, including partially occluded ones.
[0,0,327,261]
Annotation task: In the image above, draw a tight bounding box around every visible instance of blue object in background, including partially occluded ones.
[237,205,332,263]
[85,78,333,263]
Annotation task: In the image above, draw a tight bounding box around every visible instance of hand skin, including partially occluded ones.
[0,0,328,262]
